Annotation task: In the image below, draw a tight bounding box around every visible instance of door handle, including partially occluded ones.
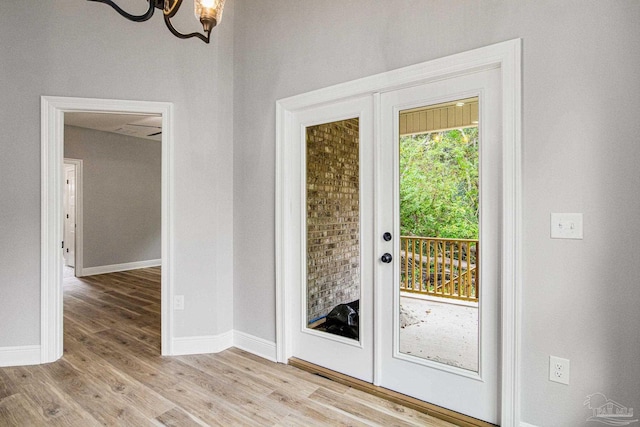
[383,232,392,241]
[380,253,393,263]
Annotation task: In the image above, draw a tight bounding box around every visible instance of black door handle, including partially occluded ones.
[381,253,393,263]
[383,232,392,241]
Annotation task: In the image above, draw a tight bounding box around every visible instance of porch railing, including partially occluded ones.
[400,236,479,302]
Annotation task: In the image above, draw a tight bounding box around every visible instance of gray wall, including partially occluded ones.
[232,1,640,426]
[64,125,161,269]
[0,0,234,343]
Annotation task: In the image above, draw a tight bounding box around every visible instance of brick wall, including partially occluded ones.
[306,118,360,323]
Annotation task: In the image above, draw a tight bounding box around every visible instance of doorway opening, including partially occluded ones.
[61,112,163,355]
[41,96,175,363]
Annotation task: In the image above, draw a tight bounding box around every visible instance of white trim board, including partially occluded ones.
[41,96,175,362]
[82,259,162,277]
[234,330,278,362]
[0,333,275,368]
[172,332,234,356]
[171,331,277,363]
[0,331,275,369]
[276,39,522,425]
[0,346,41,368]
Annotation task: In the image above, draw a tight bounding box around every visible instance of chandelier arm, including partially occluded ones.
[86,0,156,22]
[163,0,183,18]
[163,15,211,44]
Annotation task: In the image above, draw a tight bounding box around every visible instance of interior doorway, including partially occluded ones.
[41,96,176,363]
[61,111,163,361]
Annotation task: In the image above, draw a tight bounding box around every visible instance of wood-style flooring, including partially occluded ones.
[0,267,455,426]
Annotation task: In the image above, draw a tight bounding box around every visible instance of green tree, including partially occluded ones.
[399,127,479,239]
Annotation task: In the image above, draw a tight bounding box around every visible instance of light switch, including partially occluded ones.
[550,213,583,239]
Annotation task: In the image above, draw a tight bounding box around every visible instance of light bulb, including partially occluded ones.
[194,0,225,32]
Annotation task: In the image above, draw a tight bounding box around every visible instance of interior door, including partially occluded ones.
[63,162,76,268]
[290,95,374,382]
[376,68,502,423]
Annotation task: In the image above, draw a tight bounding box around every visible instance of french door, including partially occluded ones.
[288,96,375,382]
[285,66,501,423]
[376,67,502,423]
[278,40,521,425]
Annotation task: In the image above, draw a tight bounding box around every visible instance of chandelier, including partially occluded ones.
[87,0,225,43]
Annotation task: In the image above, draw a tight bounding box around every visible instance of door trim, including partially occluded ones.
[41,96,175,362]
[276,39,522,424]
[63,158,83,276]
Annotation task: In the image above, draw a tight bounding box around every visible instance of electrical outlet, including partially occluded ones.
[549,356,570,385]
[174,295,185,311]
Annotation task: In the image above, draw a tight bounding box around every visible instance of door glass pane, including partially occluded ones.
[398,98,479,371]
[306,118,360,341]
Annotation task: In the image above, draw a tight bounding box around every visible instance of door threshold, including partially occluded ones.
[288,358,496,427]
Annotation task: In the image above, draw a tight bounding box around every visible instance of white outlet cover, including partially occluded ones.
[551,213,583,239]
[549,355,570,385]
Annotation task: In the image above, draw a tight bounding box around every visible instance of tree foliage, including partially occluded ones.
[399,127,479,239]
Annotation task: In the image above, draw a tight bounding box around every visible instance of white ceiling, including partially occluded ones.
[65,112,162,141]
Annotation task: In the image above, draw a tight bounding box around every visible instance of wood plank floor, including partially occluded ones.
[0,267,455,426]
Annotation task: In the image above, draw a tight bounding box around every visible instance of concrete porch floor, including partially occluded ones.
[399,294,478,372]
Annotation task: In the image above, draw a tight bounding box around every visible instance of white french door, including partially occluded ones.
[376,67,502,423]
[278,40,521,426]
[288,95,375,382]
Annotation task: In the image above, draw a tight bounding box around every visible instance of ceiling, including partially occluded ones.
[65,112,162,141]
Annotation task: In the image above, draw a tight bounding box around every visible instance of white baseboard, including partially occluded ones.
[233,330,277,362]
[171,331,234,356]
[0,345,41,367]
[169,330,277,362]
[0,332,275,368]
[520,422,539,427]
[81,259,161,276]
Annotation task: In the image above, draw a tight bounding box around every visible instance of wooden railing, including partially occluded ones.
[400,236,479,302]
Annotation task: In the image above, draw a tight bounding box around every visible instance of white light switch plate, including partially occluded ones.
[551,213,583,239]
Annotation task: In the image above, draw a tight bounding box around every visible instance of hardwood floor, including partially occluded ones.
[0,268,455,426]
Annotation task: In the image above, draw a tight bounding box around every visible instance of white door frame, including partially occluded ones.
[276,39,522,424]
[63,158,83,275]
[41,96,175,362]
